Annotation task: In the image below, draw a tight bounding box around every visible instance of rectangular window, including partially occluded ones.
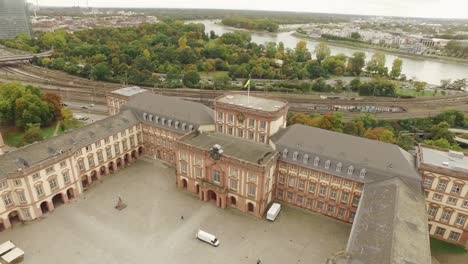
[97,152,104,163]
[46,166,55,174]
[260,121,266,130]
[450,183,463,195]
[195,167,202,178]
[248,184,256,197]
[435,227,446,236]
[352,195,360,206]
[78,159,85,172]
[463,200,468,209]
[130,136,135,147]
[441,210,452,222]
[433,193,443,201]
[327,204,335,215]
[213,170,221,184]
[16,191,27,203]
[122,140,128,151]
[436,180,448,192]
[423,177,433,188]
[287,191,293,201]
[277,189,284,199]
[428,206,438,218]
[22,208,31,220]
[228,127,233,135]
[32,173,40,181]
[288,177,296,188]
[106,146,112,159]
[114,143,120,154]
[180,163,187,173]
[455,214,466,226]
[248,119,255,128]
[259,134,265,143]
[338,208,346,219]
[227,114,233,123]
[230,179,238,191]
[49,178,59,191]
[330,189,338,200]
[317,201,324,212]
[2,193,13,207]
[87,155,95,167]
[319,185,328,197]
[308,182,316,193]
[279,174,285,184]
[447,197,458,205]
[248,174,257,183]
[238,128,244,138]
[296,195,303,205]
[217,112,223,121]
[35,184,44,197]
[298,179,305,190]
[341,192,349,204]
[248,131,254,140]
[14,179,22,186]
[85,145,92,152]
[63,171,70,184]
[60,161,67,168]
[449,231,461,241]
[349,211,356,222]
[306,198,313,208]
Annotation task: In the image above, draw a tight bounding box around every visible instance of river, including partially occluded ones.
[191,20,468,85]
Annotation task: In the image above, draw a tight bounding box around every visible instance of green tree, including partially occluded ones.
[423,138,462,151]
[343,120,366,136]
[390,58,403,79]
[347,52,366,76]
[92,62,111,81]
[214,74,230,89]
[366,52,387,76]
[22,123,43,144]
[295,40,311,62]
[183,71,201,88]
[350,32,361,39]
[429,121,455,143]
[314,42,331,65]
[414,81,427,94]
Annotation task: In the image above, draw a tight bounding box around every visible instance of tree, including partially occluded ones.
[365,127,395,143]
[306,60,327,79]
[397,135,415,151]
[344,120,366,136]
[366,52,387,76]
[92,62,111,81]
[43,93,62,120]
[183,71,201,88]
[22,123,43,144]
[390,58,403,79]
[0,82,26,124]
[295,40,311,62]
[178,36,188,48]
[350,32,361,40]
[355,113,377,129]
[429,121,455,143]
[61,107,73,121]
[433,110,465,128]
[314,42,331,65]
[423,138,462,151]
[347,52,366,76]
[214,74,230,89]
[414,81,427,94]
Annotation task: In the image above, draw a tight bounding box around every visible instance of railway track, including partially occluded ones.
[1,65,467,120]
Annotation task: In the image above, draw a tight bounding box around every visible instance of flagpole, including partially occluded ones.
[247,73,251,105]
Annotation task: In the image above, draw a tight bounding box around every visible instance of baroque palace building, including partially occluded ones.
[1,87,433,263]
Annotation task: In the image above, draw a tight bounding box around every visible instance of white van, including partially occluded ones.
[196,229,220,247]
[266,203,281,221]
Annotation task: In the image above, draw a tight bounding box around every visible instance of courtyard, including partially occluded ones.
[1,159,350,264]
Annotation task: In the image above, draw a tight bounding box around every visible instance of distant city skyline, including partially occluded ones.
[28,0,468,19]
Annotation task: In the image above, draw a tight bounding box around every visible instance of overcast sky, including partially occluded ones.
[28,0,468,19]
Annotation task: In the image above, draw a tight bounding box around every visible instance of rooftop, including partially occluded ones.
[110,86,148,97]
[0,110,139,179]
[124,93,214,126]
[180,132,276,165]
[419,146,468,173]
[272,124,420,189]
[216,94,287,112]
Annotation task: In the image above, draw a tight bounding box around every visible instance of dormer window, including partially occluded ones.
[162,118,166,125]
[282,149,288,159]
[143,113,148,120]
[189,124,194,131]
[168,120,173,127]
[303,154,309,164]
[314,157,320,167]
[149,114,153,121]
[360,168,366,178]
[325,160,331,169]
[293,151,298,161]
[182,123,187,130]
[336,162,342,172]
[175,121,179,129]
[348,166,354,175]
[155,116,159,123]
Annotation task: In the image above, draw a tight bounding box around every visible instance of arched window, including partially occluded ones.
[348,166,354,175]
[325,160,331,169]
[293,151,298,161]
[314,157,320,166]
[336,162,342,172]
[282,149,288,159]
[303,154,309,164]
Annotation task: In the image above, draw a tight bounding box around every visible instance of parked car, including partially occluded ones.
[196,229,220,247]
[81,106,89,109]
[266,203,281,221]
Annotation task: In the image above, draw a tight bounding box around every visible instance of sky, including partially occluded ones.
[28,0,468,19]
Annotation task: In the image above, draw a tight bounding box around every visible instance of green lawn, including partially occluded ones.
[396,88,437,97]
[430,238,468,255]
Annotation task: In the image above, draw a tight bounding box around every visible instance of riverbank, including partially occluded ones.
[291,32,468,65]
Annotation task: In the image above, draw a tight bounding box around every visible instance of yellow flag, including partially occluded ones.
[243,78,251,88]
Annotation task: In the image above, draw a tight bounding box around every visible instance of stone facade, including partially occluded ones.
[417,145,468,246]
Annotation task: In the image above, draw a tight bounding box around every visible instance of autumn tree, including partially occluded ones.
[365,127,395,143]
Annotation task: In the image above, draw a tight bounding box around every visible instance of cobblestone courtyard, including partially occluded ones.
[1,159,350,264]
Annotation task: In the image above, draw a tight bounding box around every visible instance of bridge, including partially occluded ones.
[0,50,53,64]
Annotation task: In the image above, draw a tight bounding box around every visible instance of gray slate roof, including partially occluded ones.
[271,124,420,190]
[340,177,431,264]
[180,132,276,165]
[0,110,139,179]
[124,93,214,126]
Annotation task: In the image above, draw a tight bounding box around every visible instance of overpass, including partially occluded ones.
[0,50,53,64]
